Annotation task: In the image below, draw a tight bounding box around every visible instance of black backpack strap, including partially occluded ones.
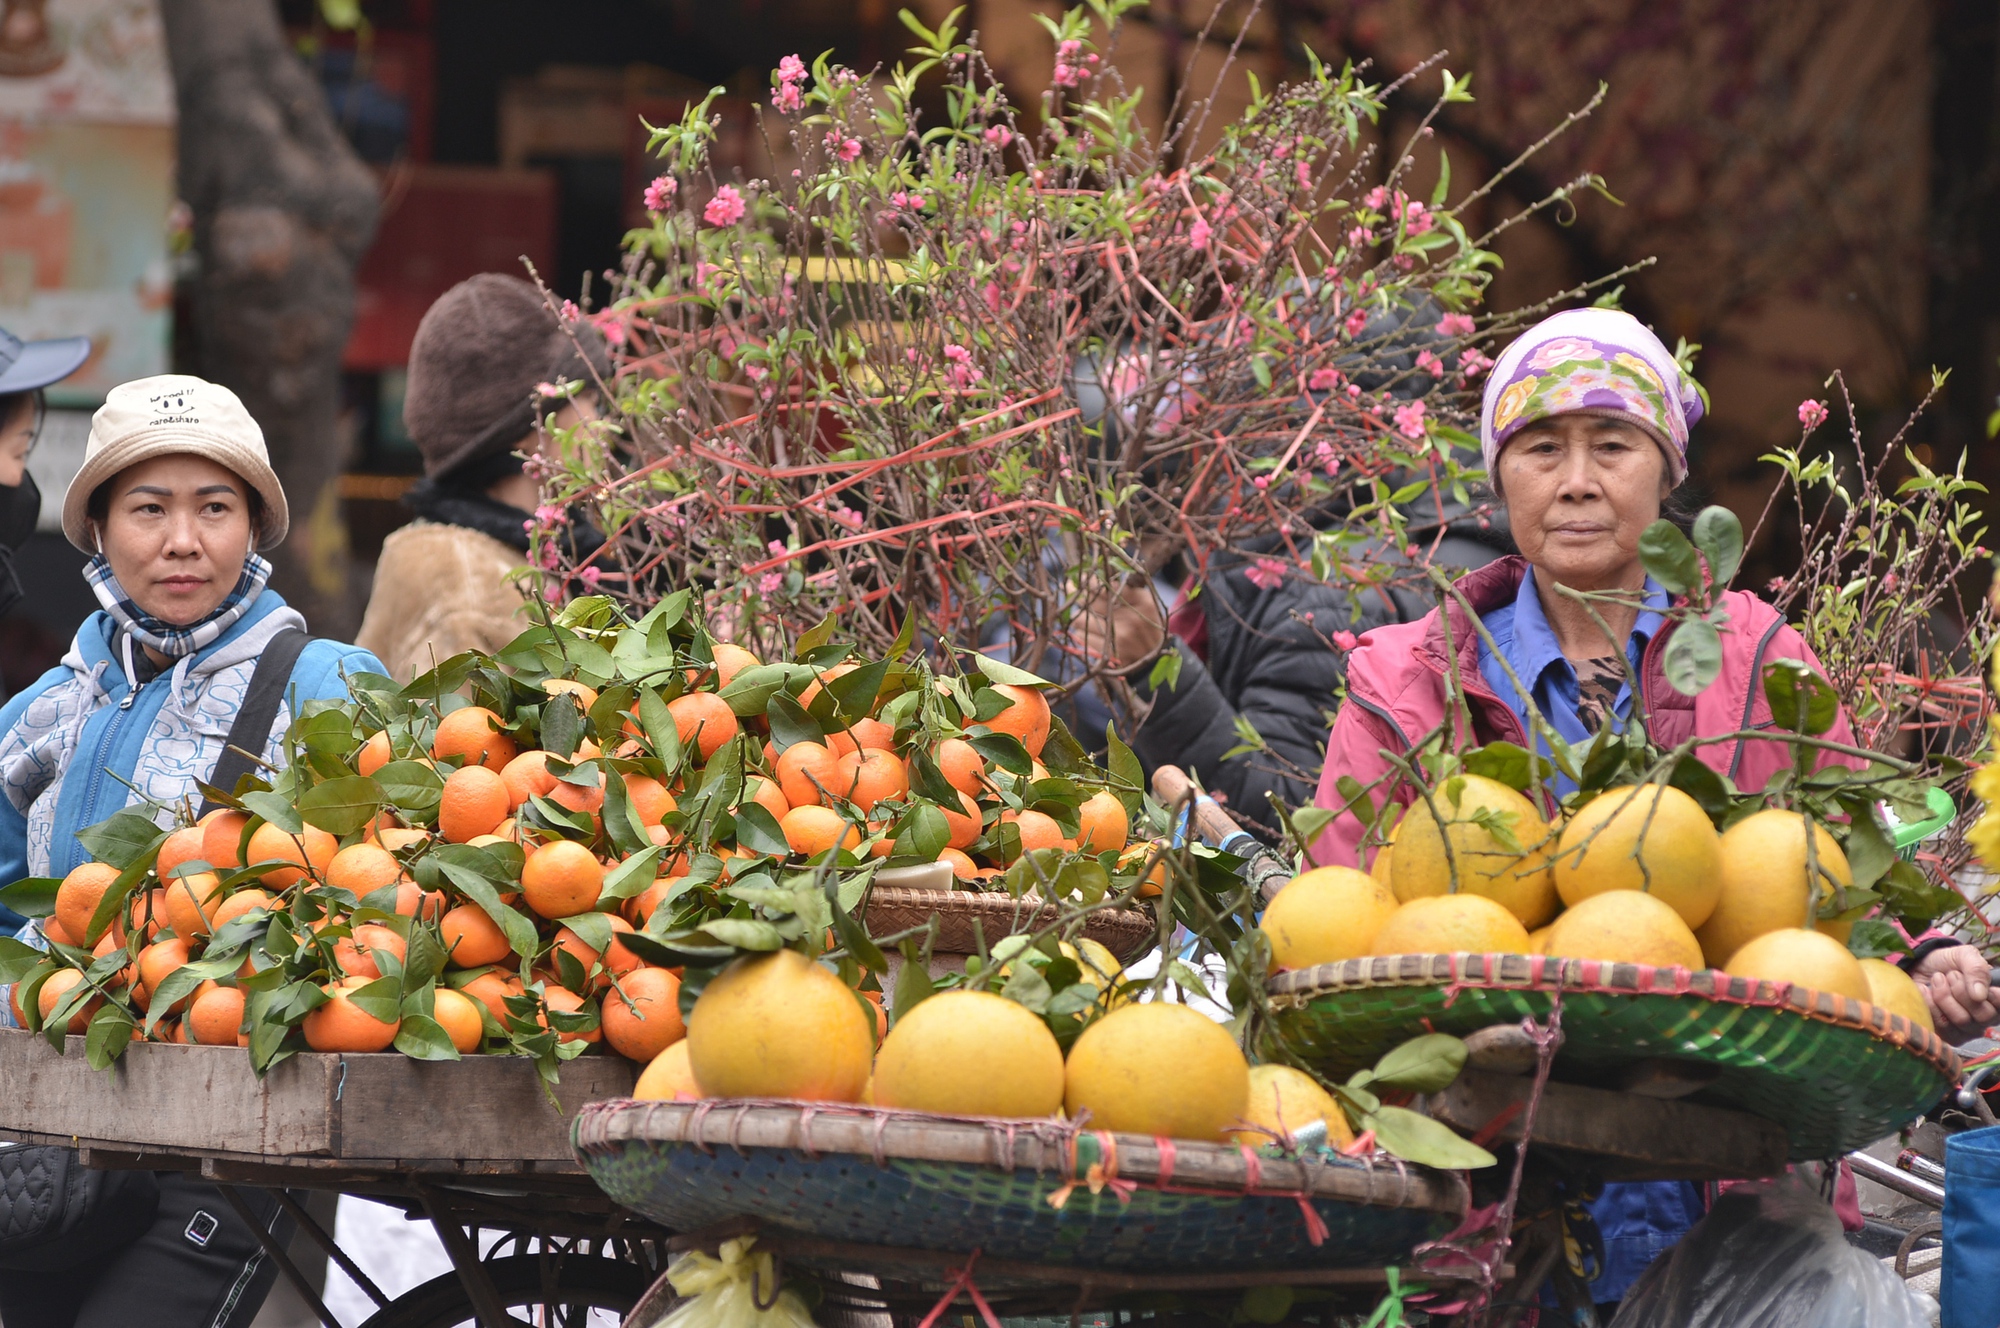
[198,627,310,818]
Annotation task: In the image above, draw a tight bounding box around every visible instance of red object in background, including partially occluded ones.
[343,164,558,370]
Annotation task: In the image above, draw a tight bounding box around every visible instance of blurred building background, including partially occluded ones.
[0,0,1990,691]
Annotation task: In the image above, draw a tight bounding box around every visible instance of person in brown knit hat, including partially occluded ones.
[356,274,610,680]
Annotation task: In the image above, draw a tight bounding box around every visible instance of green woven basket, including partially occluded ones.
[1266,953,1961,1161]
[573,1099,1467,1274]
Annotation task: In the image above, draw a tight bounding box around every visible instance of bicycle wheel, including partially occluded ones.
[356,1252,655,1328]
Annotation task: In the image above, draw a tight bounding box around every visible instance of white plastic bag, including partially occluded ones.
[1609,1173,1927,1328]
[648,1237,819,1328]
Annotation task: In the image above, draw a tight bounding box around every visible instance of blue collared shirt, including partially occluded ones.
[1475,566,1667,795]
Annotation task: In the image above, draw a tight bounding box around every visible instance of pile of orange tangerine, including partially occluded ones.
[19,638,1157,1068]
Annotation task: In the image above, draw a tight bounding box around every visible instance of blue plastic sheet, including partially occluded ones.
[1943,1124,2000,1328]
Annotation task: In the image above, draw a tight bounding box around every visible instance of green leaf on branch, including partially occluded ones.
[1363,1104,1498,1169]
[296,776,385,837]
[1365,1033,1468,1093]
[394,1013,460,1061]
[1661,619,1722,696]
[1638,520,1702,596]
[1691,505,1744,587]
[1462,742,1538,793]
[1762,659,1839,737]
[0,878,58,921]
[1846,918,1906,960]
[972,654,1052,689]
[76,811,169,870]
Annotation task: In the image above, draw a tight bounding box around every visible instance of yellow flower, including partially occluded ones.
[1968,809,2000,870]
[1493,377,1537,434]
[1613,353,1664,391]
[1972,760,2000,806]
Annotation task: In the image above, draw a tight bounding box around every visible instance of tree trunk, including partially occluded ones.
[160,0,379,638]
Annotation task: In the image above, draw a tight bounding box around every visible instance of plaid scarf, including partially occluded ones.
[84,553,273,661]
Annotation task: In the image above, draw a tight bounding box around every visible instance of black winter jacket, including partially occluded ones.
[1131,534,1501,841]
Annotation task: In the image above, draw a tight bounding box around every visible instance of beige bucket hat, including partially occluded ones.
[63,375,290,553]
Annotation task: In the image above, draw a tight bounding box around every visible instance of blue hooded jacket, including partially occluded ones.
[0,589,381,927]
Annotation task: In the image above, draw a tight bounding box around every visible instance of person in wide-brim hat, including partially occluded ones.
[0,325,93,621]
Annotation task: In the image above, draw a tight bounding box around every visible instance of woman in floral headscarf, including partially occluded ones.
[1299,307,1991,1308]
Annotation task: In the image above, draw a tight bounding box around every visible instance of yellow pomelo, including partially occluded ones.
[1553,785,1723,928]
[1261,867,1400,969]
[686,949,873,1101]
[1230,1064,1355,1149]
[634,1039,703,1100]
[1541,890,1705,969]
[1695,810,1853,968]
[1859,957,1935,1032]
[1075,937,1125,993]
[872,991,1065,1117]
[1720,927,1869,1001]
[1529,925,1554,954]
[1368,893,1532,956]
[1391,774,1558,928]
[1064,1002,1250,1140]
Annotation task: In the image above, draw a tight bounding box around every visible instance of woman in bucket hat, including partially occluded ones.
[0,373,382,1328]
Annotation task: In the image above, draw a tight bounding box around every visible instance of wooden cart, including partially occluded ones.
[0,1029,666,1328]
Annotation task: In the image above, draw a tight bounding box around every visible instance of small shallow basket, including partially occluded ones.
[1267,953,1960,1161]
[573,1099,1466,1273]
[866,887,1158,965]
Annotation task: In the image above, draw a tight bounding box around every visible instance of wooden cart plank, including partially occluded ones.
[0,1031,338,1155]
[329,1052,636,1161]
[1423,1068,1791,1181]
[0,1030,639,1164]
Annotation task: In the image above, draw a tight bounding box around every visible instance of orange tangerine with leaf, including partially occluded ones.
[522,840,604,919]
[54,861,121,948]
[623,773,678,826]
[1076,791,1130,855]
[667,692,739,761]
[777,740,846,808]
[440,765,511,842]
[432,986,485,1053]
[835,749,909,812]
[431,705,517,773]
[500,750,560,809]
[782,805,862,857]
[246,822,337,888]
[936,739,989,796]
[981,684,1051,757]
[199,809,250,870]
[303,978,400,1052]
[440,904,512,968]
[156,826,209,882]
[602,967,685,1062]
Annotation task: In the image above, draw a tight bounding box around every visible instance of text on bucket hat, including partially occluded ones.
[1479,308,1705,485]
[62,374,290,553]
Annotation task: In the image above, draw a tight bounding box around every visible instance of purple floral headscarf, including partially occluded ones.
[1479,308,1704,484]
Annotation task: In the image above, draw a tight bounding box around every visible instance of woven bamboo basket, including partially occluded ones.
[865,885,1159,971]
[1266,952,1961,1160]
[573,1099,1465,1274]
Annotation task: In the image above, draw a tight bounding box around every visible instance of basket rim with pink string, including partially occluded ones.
[1264,951,1961,1160]
[571,1097,1468,1274]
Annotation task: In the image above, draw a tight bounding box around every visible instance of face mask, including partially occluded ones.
[0,468,37,552]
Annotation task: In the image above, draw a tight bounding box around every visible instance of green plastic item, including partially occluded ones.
[1266,952,1962,1163]
[1889,786,1956,858]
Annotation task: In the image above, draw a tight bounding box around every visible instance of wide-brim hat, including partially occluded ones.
[63,375,290,553]
[0,327,90,395]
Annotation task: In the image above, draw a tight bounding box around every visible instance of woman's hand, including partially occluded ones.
[1909,945,1997,1042]
[1076,576,1167,670]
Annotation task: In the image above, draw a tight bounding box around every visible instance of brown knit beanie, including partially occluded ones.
[402,274,613,479]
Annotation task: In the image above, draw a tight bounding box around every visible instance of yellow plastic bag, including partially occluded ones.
[649,1237,819,1328]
